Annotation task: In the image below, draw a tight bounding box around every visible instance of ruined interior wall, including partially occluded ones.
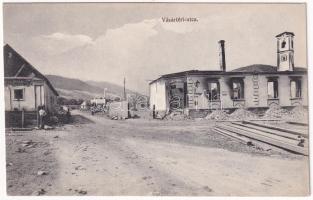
[278,75,291,106]
[219,76,233,109]
[166,77,186,110]
[186,76,209,109]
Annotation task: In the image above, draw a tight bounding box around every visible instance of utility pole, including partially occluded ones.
[103,88,107,98]
[123,77,126,100]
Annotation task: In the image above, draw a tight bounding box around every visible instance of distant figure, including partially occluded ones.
[63,106,71,123]
[91,106,95,116]
[38,106,47,129]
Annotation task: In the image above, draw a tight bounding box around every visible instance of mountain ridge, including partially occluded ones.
[46,74,143,100]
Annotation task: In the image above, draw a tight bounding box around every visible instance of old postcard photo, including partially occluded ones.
[2,2,310,196]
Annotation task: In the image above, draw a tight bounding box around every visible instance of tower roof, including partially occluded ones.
[276,31,295,38]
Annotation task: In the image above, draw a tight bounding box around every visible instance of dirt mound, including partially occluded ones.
[229,108,259,120]
[205,110,229,120]
[263,105,293,119]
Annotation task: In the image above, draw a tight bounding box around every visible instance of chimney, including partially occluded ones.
[218,40,226,71]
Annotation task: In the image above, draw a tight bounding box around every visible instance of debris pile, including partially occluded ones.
[263,105,292,119]
[287,106,308,121]
[228,108,259,120]
[111,115,127,120]
[164,111,188,120]
[205,110,229,120]
[91,105,106,114]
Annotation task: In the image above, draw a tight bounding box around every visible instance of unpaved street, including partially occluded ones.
[6,110,309,196]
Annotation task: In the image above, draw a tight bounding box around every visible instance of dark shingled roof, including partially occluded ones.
[231,64,307,73]
[4,44,59,96]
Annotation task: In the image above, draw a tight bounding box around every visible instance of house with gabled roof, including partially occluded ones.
[149,32,308,115]
[4,44,59,113]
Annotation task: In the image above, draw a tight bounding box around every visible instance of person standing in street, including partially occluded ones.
[38,106,47,129]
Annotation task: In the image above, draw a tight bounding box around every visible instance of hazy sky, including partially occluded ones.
[3,3,307,94]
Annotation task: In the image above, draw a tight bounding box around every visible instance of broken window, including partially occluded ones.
[14,89,24,100]
[290,79,302,98]
[207,81,220,101]
[231,79,244,99]
[267,78,279,99]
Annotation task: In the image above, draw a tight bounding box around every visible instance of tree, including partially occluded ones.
[128,93,148,111]
[57,97,69,105]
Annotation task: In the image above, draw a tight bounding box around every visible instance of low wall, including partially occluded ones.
[108,101,129,119]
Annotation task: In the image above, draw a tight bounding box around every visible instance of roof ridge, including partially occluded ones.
[4,44,59,96]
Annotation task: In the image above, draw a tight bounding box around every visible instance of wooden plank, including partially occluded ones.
[249,119,281,122]
[217,124,308,155]
[5,127,33,132]
[286,121,308,126]
[231,122,301,141]
[21,110,24,128]
[213,127,252,145]
[215,126,272,151]
[243,121,308,138]
[228,123,300,146]
[14,64,26,77]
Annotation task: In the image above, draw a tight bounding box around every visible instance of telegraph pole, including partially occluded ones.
[123,77,126,100]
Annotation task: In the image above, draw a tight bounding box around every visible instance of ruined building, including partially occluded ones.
[149,32,308,115]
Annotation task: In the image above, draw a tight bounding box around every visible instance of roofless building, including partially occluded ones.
[149,32,308,116]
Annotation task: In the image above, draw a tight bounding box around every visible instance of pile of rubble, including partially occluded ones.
[263,105,293,119]
[161,106,308,121]
[205,110,229,120]
[262,105,308,121]
[287,106,308,121]
[228,108,259,120]
[204,108,258,121]
[164,111,189,120]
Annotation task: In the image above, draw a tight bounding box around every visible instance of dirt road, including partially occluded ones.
[6,110,310,196]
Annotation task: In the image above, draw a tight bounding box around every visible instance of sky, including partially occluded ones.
[3,3,307,94]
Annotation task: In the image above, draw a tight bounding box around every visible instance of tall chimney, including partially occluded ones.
[218,40,226,72]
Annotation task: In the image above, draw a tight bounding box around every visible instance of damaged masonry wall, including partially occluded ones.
[150,71,308,112]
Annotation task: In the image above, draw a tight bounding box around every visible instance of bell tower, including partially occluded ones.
[276,32,295,71]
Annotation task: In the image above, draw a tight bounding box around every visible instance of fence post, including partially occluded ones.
[21,109,24,128]
[127,102,130,118]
